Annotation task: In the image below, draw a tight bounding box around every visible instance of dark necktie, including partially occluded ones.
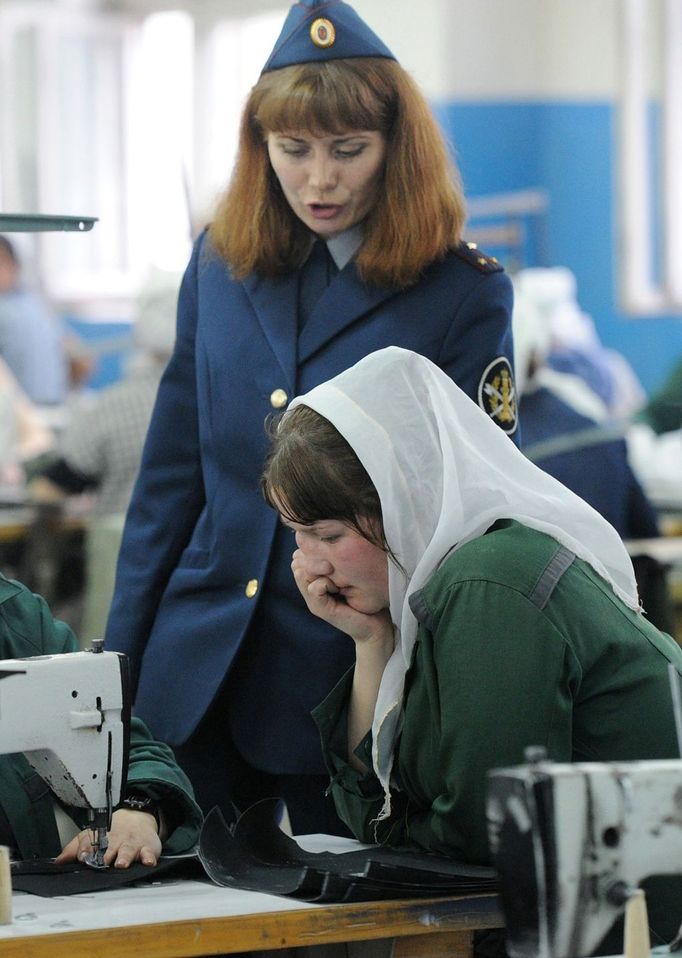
[298,240,338,330]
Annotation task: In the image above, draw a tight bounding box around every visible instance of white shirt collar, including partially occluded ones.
[325,226,364,270]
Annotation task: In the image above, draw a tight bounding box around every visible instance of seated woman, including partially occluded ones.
[261,345,682,950]
[0,573,202,867]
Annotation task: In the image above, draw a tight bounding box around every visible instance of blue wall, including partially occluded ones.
[434,101,682,395]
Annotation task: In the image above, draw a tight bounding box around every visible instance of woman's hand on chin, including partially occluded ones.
[291,548,392,646]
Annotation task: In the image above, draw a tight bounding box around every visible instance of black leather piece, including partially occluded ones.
[11,854,205,896]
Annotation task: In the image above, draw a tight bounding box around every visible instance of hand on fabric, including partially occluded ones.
[54,808,162,869]
[291,548,394,647]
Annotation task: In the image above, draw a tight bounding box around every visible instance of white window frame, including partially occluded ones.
[619,0,682,314]
[0,3,287,310]
[0,2,138,304]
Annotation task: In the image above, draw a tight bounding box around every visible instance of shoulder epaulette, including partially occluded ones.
[454,241,504,273]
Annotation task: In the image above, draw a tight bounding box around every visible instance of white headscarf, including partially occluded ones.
[512,276,611,422]
[289,346,640,817]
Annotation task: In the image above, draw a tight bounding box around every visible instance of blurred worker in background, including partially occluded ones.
[0,235,69,406]
[512,269,675,636]
[628,353,682,522]
[515,266,646,420]
[0,355,54,487]
[636,353,682,437]
[29,270,179,642]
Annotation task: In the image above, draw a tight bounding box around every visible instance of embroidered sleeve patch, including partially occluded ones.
[478,357,518,434]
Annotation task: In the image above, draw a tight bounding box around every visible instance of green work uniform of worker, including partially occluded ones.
[638,356,682,435]
[314,520,682,947]
[0,573,202,861]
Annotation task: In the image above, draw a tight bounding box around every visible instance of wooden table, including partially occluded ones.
[0,835,504,958]
[0,881,502,958]
[0,506,35,544]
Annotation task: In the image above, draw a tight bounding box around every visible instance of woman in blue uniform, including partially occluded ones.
[105,0,517,833]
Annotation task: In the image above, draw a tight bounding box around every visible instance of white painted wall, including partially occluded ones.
[0,0,659,101]
[351,0,622,101]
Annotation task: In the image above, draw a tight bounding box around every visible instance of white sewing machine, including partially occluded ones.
[0,641,130,866]
[486,754,682,958]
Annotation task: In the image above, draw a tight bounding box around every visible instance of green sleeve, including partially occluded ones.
[312,669,394,844]
[126,717,203,853]
[0,577,78,656]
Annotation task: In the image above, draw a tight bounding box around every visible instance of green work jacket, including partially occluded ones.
[313,520,682,944]
[638,356,682,434]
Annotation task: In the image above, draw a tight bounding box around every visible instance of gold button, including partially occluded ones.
[270,388,288,409]
[478,257,487,266]
[245,579,258,598]
[466,241,478,249]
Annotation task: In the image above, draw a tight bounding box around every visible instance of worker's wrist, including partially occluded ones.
[119,793,162,834]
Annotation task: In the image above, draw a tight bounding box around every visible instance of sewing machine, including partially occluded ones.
[486,754,682,958]
[0,641,130,866]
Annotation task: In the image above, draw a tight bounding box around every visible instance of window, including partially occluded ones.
[0,3,137,302]
[619,0,682,313]
[0,3,285,308]
[190,10,287,225]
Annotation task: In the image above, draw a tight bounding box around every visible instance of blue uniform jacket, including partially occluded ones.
[105,230,514,773]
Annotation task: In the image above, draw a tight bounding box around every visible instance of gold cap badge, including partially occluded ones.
[310,18,336,49]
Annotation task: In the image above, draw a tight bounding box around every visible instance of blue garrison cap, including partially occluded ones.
[261,0,396,74]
